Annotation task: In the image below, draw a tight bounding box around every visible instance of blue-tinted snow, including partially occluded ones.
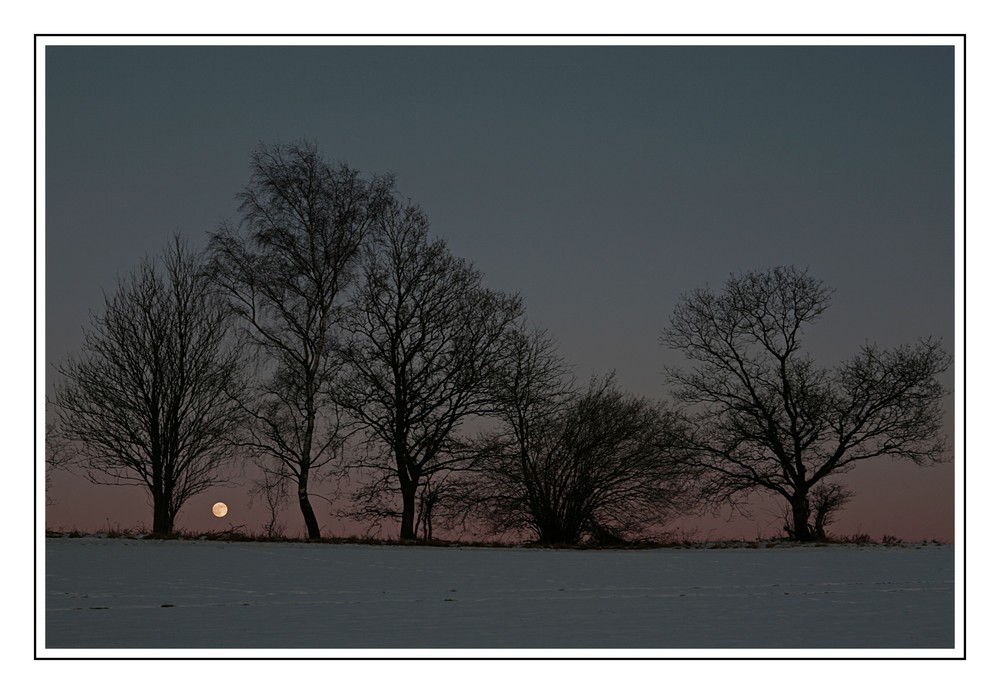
[44,538,954,651]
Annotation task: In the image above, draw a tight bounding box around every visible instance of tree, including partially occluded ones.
[52,237,245,535]
[476,347,696,545]
[801,482,855,541]
[474,326,695,545]
[661,266,950,541]
[208,141,394,539]
[414,473,477,541]
[248,466,290,539]
[336,198,523,540]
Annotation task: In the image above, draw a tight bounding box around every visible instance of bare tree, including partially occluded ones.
[475,328,696,545]
[414,474,478,541]
[208,141,394,539]
[336,198,523,540]
[52,237,245,535]
[248,465,291,538]
[662,266,950,541]
[806,482,855,540]
[470,325,571,538]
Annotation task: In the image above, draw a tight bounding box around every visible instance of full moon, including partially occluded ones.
[212,502,228,518]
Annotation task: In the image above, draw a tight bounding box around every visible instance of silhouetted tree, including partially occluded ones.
[475,329,695,544]
[662,266,950,541]
[807,482,855,540]
[415,474,477,541]
[335,198,523,540]
[52,237,245,535]
[248,465,290,538]
[208,141,394,539]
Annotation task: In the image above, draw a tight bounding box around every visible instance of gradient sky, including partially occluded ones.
[43,42,956,541]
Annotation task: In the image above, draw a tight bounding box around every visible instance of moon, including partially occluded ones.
[212,502,228,518]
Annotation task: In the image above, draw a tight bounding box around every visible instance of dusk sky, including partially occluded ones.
[43,41,957,541]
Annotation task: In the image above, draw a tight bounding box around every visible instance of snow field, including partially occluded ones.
[44,538,954,651]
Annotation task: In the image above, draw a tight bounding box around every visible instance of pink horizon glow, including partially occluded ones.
[45,456,955,543]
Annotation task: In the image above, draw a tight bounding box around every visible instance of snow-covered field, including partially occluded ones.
[43,537,955,653]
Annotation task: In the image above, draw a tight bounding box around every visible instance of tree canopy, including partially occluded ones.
[661,266,950,540]
[336,198,523,540]
[52,237,245,535]
[207,141,395,538]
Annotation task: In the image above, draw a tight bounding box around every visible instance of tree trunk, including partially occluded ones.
[537,517,579,545]
[813,508,829,540]
[538,529,579,545]
[152,490,173,536]
[298,473,321,539]
[400,480,417,540]
[538,530,565,544]
[421,499,433,541]
[788,492,813,542]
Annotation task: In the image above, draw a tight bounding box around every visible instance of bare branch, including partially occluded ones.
[662,266,950,541]
[52,236,246,534]
[471,333,698,545]
[207,141,394,539]
[335,197,523,540]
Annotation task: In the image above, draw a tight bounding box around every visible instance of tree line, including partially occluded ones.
[48,141,951,544]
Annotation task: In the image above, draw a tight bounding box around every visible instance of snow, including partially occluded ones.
[42,537,955,654]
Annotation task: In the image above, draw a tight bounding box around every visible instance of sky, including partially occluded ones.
[43,40,957,541]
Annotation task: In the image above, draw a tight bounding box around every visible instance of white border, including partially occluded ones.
[38,34,962,47]
[34,33,965,664]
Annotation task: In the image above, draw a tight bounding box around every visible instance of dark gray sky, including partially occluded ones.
[45,44,956,539]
